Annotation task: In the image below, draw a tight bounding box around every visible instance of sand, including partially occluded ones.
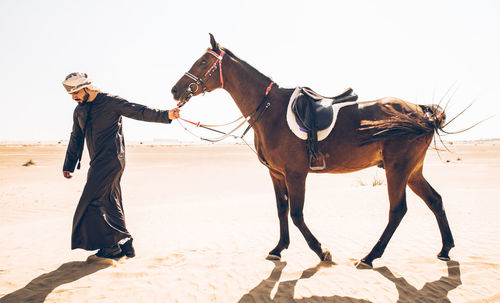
[0,141,499,302]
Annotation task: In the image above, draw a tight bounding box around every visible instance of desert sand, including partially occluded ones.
[0,141,499,302]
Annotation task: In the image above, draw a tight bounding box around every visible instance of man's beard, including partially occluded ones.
[76,91,90,103]
[82,91,90,103]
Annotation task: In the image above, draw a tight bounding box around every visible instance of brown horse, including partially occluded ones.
[171,34,454,268]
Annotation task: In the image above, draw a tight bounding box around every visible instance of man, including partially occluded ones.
[62,72,180,259]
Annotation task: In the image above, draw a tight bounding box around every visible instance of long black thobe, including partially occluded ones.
[63,93,171,250]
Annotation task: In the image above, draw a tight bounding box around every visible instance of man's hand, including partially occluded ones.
[63,171,72,179]
[168,108,180,120]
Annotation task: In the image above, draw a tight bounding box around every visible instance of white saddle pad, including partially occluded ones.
[286,87,358,141]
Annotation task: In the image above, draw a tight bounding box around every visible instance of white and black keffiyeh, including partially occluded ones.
[62,72,96,93]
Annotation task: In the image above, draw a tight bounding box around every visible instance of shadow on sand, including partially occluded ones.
[238,260,461,303]
[0,261,110,303]
[374,260,461,303]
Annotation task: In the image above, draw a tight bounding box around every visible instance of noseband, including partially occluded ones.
[181,50,225,105]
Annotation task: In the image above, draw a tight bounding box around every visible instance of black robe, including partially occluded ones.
[63,93,171,250]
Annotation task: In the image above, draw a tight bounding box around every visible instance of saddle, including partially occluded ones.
[291,87,358,170]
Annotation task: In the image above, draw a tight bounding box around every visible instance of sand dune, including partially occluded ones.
[0,142,499,302]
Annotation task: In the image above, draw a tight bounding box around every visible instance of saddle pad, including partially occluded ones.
[286,87,358,141]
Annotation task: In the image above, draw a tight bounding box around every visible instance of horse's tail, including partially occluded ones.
[358,104,446,145]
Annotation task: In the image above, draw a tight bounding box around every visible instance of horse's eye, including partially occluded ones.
[200,59,207,65]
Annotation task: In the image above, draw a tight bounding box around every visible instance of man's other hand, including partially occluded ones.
[63,171,72,179]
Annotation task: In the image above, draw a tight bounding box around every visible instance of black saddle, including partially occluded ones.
[292,87,358,131]
[291,87,358,170]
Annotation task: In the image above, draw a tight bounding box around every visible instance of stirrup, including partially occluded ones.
[309,152,326,171]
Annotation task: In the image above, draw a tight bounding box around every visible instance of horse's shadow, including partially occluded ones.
[0,261,110,303]
[238,261,372,303]
[238,260,461,303]
[373,260,461,303]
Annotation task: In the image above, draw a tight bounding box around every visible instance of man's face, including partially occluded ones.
[70,89,89,103]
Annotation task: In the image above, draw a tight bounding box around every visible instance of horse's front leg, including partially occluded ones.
[267,170,290,260]
[285,171,332,262]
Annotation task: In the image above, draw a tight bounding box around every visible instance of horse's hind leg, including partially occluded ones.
[408,166,455,260]
[285,171,332,262]
[267,170,290,260]
[359,163,409,268]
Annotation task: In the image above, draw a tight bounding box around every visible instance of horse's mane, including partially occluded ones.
[221,46,273,83]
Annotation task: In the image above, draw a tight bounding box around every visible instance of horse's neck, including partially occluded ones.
[223,58,272,117]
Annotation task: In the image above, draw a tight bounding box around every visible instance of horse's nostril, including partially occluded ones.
[171,86,177,95]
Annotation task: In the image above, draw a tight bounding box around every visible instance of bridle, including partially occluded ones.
[180,49,225,107]
[176,48,276,162]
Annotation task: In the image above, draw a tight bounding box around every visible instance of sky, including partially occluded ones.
[0,0,499,142]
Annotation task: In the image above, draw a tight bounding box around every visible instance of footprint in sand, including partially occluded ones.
[149,253,187,268]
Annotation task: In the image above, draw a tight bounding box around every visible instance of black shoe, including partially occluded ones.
[119,238,135,258]
[95,244,123,259]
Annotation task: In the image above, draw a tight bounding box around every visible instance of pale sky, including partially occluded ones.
[0,0,499,142]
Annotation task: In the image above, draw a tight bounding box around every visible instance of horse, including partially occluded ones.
[171,34,454,268]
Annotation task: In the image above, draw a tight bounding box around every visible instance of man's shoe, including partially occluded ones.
[95,244,123,259]
[119,238,135,258]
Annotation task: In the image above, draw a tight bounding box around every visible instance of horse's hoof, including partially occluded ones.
[321,250,332,262]
[355,260,373,269]
[438,254,451,261]
[266,254,281,261]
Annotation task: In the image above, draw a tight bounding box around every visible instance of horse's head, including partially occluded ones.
[171,33,225,106]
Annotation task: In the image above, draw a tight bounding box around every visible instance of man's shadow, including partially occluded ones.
[374,260,461,303]
[238,260,461,303]
[0,261,110,303]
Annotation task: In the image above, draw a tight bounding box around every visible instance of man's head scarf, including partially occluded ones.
[62,72,96,93]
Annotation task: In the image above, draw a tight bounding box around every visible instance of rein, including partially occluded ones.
[177,81,275,144]
[240,81,275,138]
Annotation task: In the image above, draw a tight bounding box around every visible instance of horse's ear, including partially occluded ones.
[209,33,219,52]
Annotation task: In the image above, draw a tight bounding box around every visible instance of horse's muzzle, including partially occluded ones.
[171,83,197,103]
